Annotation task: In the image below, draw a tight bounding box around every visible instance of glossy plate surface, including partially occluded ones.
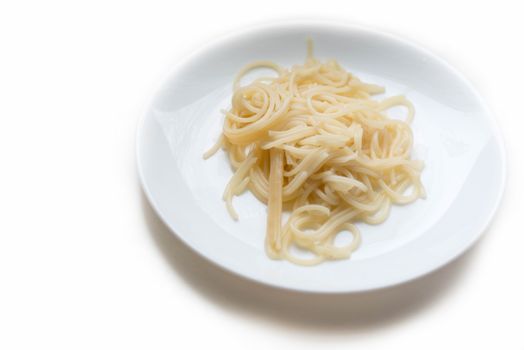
[137,22,505,293]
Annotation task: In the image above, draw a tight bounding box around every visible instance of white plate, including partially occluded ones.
[137,22,505,293]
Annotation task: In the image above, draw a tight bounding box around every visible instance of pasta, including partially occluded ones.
[204,40,425,265]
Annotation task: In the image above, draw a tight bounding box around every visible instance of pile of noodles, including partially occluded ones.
[204,41,425,265]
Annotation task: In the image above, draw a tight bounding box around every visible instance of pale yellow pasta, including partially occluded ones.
[205,40,425,265]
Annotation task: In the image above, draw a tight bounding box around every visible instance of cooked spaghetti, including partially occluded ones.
[204,40,425,265]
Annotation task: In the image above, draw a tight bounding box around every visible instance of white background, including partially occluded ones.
[0,1,521,349]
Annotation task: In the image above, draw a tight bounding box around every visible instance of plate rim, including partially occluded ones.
[136,20,507,293]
